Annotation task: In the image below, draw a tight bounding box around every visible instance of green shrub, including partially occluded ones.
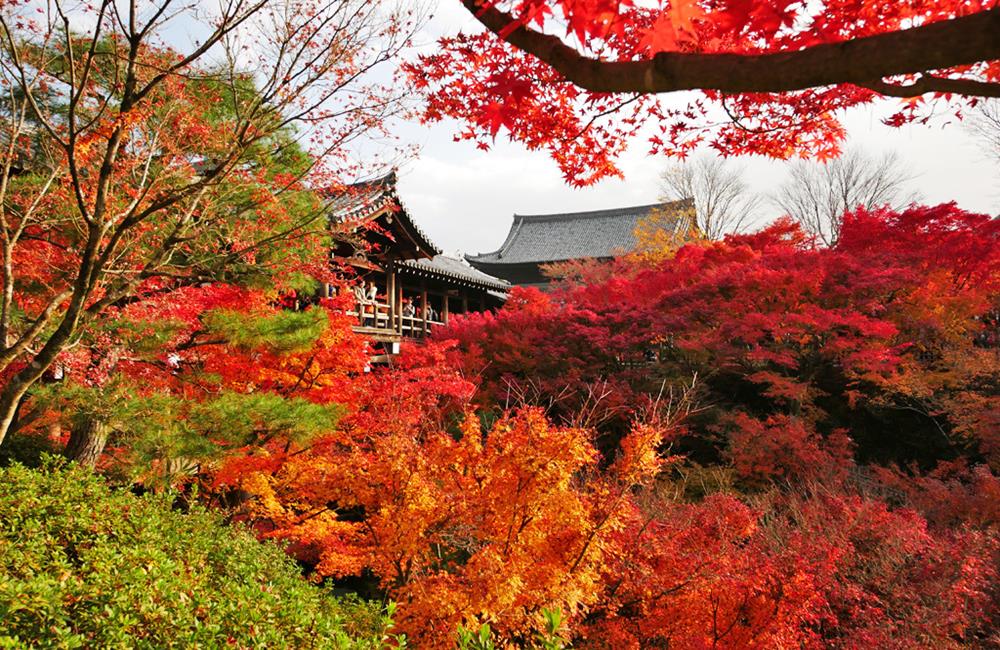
[0,431,61,469]
[0,459,400,649]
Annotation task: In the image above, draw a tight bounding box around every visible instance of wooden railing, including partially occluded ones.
[347,301,444,339]
[399,315,445,338]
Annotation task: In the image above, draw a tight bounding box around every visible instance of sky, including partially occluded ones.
[391,1,1000,257]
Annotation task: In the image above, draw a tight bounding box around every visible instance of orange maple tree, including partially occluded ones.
[215,342,684,645]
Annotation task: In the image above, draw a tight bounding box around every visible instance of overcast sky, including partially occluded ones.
[392,1,1000,257]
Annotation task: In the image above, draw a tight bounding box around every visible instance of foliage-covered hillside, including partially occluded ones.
[212,205,1000,647]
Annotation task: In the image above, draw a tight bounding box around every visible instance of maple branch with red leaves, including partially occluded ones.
[460,1,1000,97]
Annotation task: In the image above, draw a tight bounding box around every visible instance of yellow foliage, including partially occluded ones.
[629,204,702,266]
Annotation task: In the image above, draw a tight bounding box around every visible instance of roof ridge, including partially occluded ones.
[350,169,397,190]
[513,198,691,222]
[497,216,525,258]
[325,170,441,256]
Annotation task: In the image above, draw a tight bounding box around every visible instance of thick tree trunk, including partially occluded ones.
[64,416,111,468]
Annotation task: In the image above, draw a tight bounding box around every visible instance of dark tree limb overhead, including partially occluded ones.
[461,1,1000,97]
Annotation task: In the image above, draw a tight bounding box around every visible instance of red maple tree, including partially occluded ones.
[407,1,1000,184]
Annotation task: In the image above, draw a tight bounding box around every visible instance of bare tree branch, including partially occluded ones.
[965,99,1000,165]
[773,149,919,246]
[660,156,761,240]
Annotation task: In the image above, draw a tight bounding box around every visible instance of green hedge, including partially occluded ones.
[0,460,399,649]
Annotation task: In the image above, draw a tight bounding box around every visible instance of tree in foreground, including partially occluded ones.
[408,1,1000,184]
[20,284,370,483]
[216,356,692,646]
[0,0,415,445]
[0,459,400,648]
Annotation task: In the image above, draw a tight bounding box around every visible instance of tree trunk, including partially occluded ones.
[64,416,110,468]
[0,380,34,447]
[0,275,97,446]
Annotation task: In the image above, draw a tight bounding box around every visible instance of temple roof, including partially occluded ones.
[327,172,441,259]
[399,254,511,292]
[466,199,694,266]
[328,172,509,292]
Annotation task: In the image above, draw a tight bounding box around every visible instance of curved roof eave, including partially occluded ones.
[327,171,441,258]
[399,255,511,292]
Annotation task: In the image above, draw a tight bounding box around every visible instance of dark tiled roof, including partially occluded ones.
[399,254,511,292]
[486,289,508,301]
[327,172,441,256]
[466,199,693,265]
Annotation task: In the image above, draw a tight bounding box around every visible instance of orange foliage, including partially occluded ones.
[220,370,678,645]
[207,204,1000,646]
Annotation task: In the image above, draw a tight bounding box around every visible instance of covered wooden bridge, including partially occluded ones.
[327,173,509,344]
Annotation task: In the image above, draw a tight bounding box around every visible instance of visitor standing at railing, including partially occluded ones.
[365,281,378,327]
[351,280,368,326]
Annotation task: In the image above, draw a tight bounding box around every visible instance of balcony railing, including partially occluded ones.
[348,301,444,339]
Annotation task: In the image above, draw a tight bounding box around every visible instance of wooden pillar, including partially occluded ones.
[386,264,395,332]
[420,279,428,334]
[442,292,449,324]
[479,293,486,311]
[397,279,404,335]
[461,288,468,314]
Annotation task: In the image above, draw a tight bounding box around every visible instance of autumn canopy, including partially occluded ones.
[408,1,1000,183]
[0,0,998,648]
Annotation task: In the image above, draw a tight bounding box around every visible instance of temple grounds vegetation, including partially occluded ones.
[1,0,999,647]
[3,203,997,647]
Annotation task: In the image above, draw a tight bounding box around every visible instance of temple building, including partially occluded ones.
[327,173,509,345]
[466,199,694,287]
